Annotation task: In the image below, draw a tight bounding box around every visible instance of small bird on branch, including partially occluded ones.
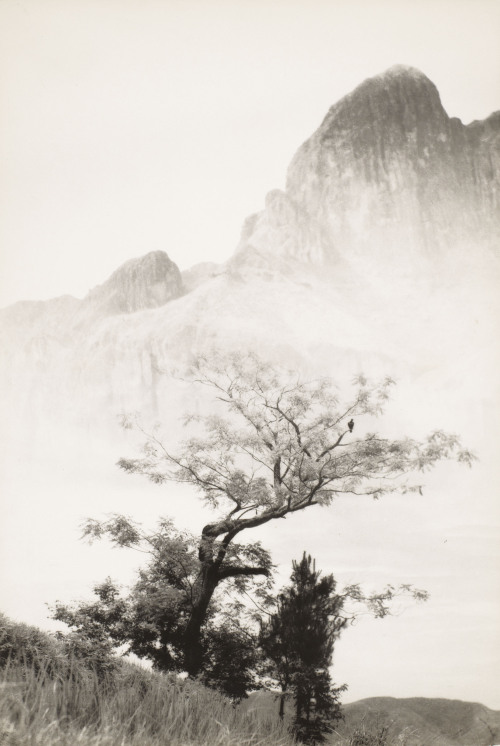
[348,419,354,433]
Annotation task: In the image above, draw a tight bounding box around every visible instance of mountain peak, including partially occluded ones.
[374,63,434,81]
[367,64,444,103]
[86,250,183,315]
[235,65,498,271]
[317,64,447,143]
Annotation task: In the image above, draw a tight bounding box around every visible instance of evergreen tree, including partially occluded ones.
[260,553,347,744]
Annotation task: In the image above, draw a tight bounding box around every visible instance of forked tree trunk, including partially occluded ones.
[183,519,271,677]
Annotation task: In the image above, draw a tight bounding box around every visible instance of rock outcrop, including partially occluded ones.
[0,66,498,426]
[85,250,183,315]
[237,65,500,269]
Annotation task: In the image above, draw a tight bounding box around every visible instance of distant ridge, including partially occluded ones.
[338,696,500,746]
[243,692,500,746]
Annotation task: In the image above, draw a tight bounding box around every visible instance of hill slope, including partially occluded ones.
[244,692,500,745]
[337,696,500,745]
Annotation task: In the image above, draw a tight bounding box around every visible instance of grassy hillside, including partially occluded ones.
[3,614,499,746]
[0,614,293,746]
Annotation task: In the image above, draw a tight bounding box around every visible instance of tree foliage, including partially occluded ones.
[60,352,473,687]
[52,517,268,700]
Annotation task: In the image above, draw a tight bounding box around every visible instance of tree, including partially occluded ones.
[85,352,474,679]
[260,553,347,744]
[52,518,268,700]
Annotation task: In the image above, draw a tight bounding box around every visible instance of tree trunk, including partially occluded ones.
[183,561,219,676]
[279,690,286,720]
[183,520,270,677]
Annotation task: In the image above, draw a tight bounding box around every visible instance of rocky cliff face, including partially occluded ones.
[0,250,183,333]
[85,250,183,315]
[0,66,498,426]
[0,250,185,422]
[237,65,500,269]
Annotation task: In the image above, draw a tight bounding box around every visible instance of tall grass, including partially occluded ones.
[0,659,295,746]
[0,615,294,746]
[329,721,421,746]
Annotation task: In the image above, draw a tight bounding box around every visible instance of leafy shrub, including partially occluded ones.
[348,724,390,746]
[0,612,67,676]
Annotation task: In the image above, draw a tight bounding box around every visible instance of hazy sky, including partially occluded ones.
[0,0,499,306]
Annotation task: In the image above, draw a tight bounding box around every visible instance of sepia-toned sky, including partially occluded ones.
[0,0,499,712]
[0,0,499,307]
